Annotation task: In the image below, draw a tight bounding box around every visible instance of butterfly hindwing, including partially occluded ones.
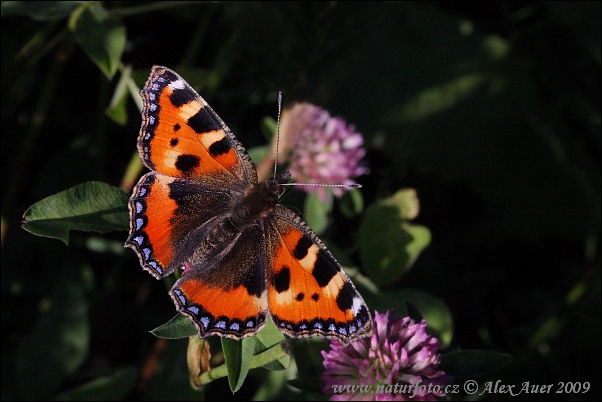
[266,206,373,346]
[170,222,269,339]
[125,172,234,279]
[138,66,256,185]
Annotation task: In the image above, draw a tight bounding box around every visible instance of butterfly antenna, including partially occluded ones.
[281,182,362,189]
[273,92,361,191]
[273,91,283,179]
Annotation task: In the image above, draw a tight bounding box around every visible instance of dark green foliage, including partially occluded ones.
[2,1,599,400]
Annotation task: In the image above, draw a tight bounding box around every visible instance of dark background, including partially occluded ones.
[1,2,600,400]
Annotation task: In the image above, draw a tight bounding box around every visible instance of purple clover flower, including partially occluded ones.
[321,310,450,401]
[279,103,368,201]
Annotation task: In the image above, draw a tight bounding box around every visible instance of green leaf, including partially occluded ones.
[365,289,453,349]
[303,191,333,235]
[51,367,138,401]
[223,337,255,393]
[385,72,488,123]
[440,350,513,378]
[260,115,277,141]
[255,317,289,370]
[359,209,427,287]
[105,65,132,125]
[22,181,129,245]
[1,1,85,20]
[15,262,93,400]
[339,188,364,218]
[68,3,125,78]
[249,342,288,370]
[385,188,420,220]
[290,338,329,379]
[287,377,324,395]
[150,314,198,339]
[248,144,273,167]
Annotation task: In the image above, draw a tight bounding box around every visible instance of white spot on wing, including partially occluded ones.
[168,79,185,90]
[352,297,364,315]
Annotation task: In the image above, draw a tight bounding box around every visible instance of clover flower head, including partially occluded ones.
[321,310,450,401]
[279,103,368,201]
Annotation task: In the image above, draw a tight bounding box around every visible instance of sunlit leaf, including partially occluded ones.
[255,318,289,370]
[68,3,125,78]
[359,196,431,287]
[223,337,255,393]
[151,314,197,339]
[22,181,129,245]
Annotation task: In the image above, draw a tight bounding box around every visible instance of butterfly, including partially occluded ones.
[125,66,372,346]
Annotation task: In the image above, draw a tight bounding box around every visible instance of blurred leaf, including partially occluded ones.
[359,193,431,287]
[22,181,129,245]
[1,1,84,20]
[385,72,489,123]
[248,144,272,167]
[385,188,420,220]
[255,317,289,370]
[339,188,364,218]
[303,191,333,235]
[405,302,423,322]
[223,336,255,393]
[440,350,513,378]
[287,377,324,395]
[68,2,125,78]
[151,314,197,339]
[290,338,329,379]
[15,262,93,400]
[51,367,138,401]
[249,342,288,370]
[366,289,453,349]
[105,65,132,125]
[260,115,277,142]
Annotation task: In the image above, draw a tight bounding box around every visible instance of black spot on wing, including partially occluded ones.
[188,107,222,134]
[208,137,231,156]
[312,250,338,287]
[175,154,200,173]
[170,88,197,108]
[174,123,181,131]
[170,138,179,147]
[295,292,304,301]
[311,293,319,301]
[293,236,313,260]
[272,267,290,293]
[336,281,355,312]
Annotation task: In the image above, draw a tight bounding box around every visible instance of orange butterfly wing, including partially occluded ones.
[126,66,373,344]
[267,207,372,346]
[137,66,256,184]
